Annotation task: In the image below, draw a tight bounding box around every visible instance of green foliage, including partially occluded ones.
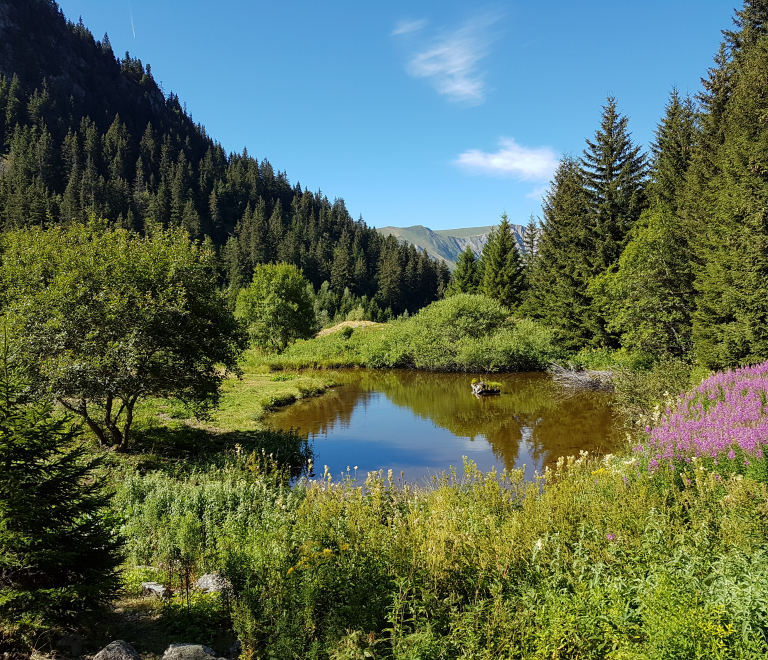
[258,296,559,373]
[236,263,316,352]
[0,220,246,451]
[118,451,768,659]
[480,213,526,310]
[523,156,595,351]
[445,245,480,296]
[692,33,768,369]
[593,90,698,358]
[0,346,122,647]
[592,204,695,356]
[612,357,702,429]
[581,96,649,275]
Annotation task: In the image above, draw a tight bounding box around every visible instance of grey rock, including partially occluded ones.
[141,581,171,598]
[228,640,241,660]
[56,634,83,657]
[94,640,141,660]
[195,571,231,594]
[162,644,224,660]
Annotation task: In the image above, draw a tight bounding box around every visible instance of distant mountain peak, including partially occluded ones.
[376,223,525,269]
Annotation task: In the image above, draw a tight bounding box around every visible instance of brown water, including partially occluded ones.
[267,370,621,483]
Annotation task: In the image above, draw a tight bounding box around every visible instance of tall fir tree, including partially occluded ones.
[692,23,768,367]
[480,213,525,310]
[580,96,648,276]
[593,89,699,356]
[446,245,480,296]
[522,156,594,350]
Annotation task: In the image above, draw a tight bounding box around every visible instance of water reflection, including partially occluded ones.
[266,370,620,482]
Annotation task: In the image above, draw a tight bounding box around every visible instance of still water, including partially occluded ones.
[267,370,621,483]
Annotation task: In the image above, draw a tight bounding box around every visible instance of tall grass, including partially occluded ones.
[117,449,768,658]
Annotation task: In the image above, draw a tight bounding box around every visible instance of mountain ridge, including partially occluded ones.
[377,223,525,269]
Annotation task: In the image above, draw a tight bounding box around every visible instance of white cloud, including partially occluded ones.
[396,15,497,105]
[455,138,558,182]
[392,19,428,36]
[526,185,549,200]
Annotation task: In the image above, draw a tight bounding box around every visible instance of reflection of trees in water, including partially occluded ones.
[269,380,376,436]
[269,370,620,471]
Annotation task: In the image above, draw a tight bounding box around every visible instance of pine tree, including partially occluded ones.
[522,156,594,350]
[480,213,525,310]
[521,214,540,267]
[446,245,480,295]
[594,89,699,357]
[692,29,768,367]
[0,345,122,645]
[580,97,648,274]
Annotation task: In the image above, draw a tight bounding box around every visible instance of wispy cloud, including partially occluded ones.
[394,15,498,105]
[526,185,549,200]
[455,138,558,182]
[392,19,428,36]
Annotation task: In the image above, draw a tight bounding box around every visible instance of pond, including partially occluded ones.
[266,370,621,483]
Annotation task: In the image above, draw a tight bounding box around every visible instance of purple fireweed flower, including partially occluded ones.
[606,533,616,542]
[635,362,768,467]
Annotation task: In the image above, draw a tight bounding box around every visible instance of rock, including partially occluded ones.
[141,581,171,598]
[228,641,241,660]
[195,571,232,594]
[162,644,225,660]
[56,634,83,657]
[94,641,141,660]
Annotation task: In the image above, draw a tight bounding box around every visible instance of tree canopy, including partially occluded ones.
[0,220,246,450]
[235,263,316,352]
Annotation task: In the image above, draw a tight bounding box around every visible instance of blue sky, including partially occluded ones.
[57,0,732,230]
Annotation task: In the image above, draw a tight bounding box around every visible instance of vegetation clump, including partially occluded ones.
[262,294,560,373]
[0,347,122,647]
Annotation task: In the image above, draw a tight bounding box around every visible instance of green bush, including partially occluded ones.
[262,295,559,373]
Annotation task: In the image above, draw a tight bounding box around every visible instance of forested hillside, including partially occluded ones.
[0,0,449,319]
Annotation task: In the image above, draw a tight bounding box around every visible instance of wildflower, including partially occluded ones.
[606,532,617,542]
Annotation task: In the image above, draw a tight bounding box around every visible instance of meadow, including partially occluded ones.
[108,361,768,659]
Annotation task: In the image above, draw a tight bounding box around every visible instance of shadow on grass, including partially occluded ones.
[126,423,313,478]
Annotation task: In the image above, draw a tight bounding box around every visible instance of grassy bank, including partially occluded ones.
[261,294,562,372]
[111,362,768,659]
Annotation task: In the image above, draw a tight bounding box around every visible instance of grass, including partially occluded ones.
[259,295,562,373]
[115,448,768,659]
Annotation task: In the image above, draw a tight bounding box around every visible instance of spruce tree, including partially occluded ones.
[580,97,648,274]
[522,156,594,350]
[480,213,525,310]
[693,29,768,367]
[446,245,480,295]
[594,89,698,356]
[0,345,122,645]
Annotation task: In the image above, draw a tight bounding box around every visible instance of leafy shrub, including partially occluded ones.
[361,296,560,372]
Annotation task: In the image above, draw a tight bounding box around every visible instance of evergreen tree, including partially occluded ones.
[692,30,768,367]
[580,96,648,274]
[594,89,698,356]
[522,156,594,350]
[480,213,525,310]
[521,214,540,267]
[0,344,122,645]
[446,245,480,295]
